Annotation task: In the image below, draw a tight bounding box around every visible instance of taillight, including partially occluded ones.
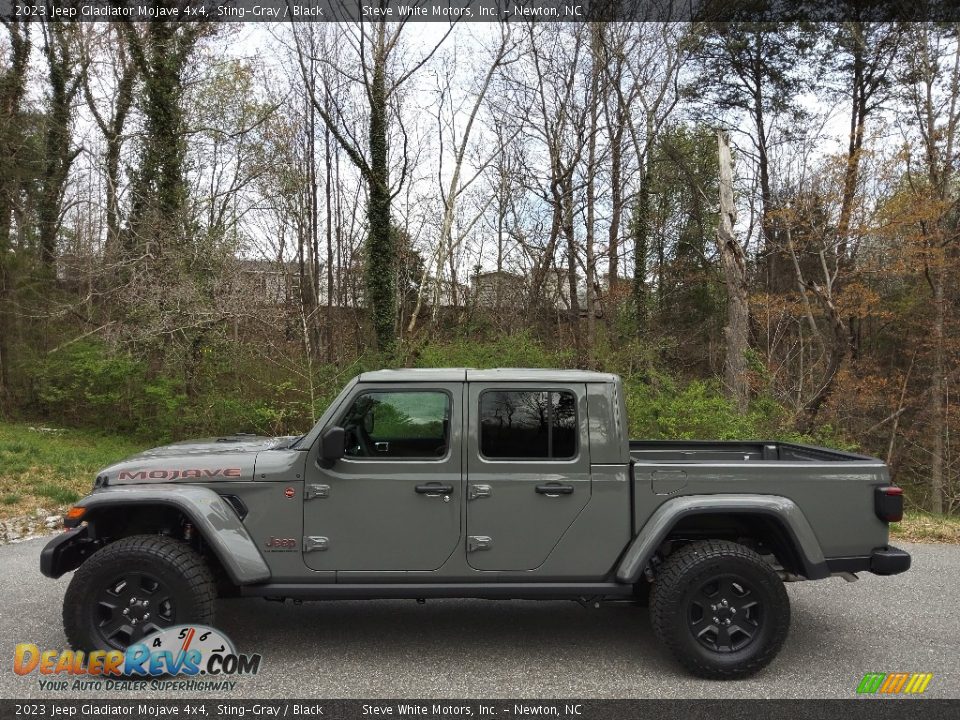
[875,486,904,523]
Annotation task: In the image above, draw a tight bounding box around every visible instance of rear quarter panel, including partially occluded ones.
[632,461,891,558]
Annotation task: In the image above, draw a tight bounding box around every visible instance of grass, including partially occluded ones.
[891,511,960,544]
[0,421,146,520]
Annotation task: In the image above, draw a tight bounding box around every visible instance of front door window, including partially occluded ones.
[342,391,451,459]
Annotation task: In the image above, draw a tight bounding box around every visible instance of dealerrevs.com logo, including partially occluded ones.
[14,625,261,692]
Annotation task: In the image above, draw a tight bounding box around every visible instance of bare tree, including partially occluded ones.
[899,24,960,513]
[38,21,86,270]
[81,24,137,257]
[407,25,515,334]
[716,131,750,411]
[694,23,811,292]
[0,19,30,401]
[608,23,690,334]
[508,24,589,350]
[583,23,604,356]
[123,20,208,258]
[291,17,454,351]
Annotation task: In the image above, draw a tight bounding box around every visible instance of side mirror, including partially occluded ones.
[319,426,345,467]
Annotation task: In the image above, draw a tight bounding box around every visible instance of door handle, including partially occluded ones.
[415,483,453,495]
[535,483,574,496]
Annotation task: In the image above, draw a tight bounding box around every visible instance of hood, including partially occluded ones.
[98,434,297,486]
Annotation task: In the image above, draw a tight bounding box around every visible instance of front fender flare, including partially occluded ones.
[615,494,829,583]
[52,485,270,585]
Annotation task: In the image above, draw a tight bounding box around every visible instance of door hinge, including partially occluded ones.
[467,484,491,501]
[467,535,493,552]
[304,484,330,501]
[303,535,329,552]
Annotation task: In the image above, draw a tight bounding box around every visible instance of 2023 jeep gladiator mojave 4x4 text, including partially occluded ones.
[41,368,911,678]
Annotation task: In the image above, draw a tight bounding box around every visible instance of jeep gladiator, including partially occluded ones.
[41,368,910,678]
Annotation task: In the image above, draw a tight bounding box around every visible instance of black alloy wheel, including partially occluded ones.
[686,573,762,654]
[64,534,216,652]
[649,539,790,679]
[94,570,178,649]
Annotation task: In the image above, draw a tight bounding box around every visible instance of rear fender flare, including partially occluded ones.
[615,494,829,583]
[61,485,270,585]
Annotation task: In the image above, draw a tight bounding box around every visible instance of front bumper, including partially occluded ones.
[39,526,92,579]
[825,545,912,577]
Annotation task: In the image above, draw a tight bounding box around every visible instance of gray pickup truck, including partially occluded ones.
[41,368,910,678]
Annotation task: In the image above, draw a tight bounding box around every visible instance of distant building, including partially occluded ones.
[56,252,90,285]
[237,259,299,306]
[473,270,524,309]
[472,268,579,311]
[541,267,574,310]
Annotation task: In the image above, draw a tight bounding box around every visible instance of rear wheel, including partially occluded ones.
[649,539,790,679]
[63,535,216,652]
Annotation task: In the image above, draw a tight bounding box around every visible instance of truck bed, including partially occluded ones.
[629,440,878,464]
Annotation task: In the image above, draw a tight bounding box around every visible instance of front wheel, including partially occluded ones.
[649,539,790,679]
[63,535,216,652]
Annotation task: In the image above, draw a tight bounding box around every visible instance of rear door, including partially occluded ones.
[465,382,590,571]
[303,383,462,572]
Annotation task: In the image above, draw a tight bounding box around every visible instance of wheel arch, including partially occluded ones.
[615,494,829,583]
[45,485,270,585]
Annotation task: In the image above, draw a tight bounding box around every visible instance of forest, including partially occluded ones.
[0,18,958,517]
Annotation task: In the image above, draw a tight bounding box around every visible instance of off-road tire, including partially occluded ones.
[649,539,790,679]
[64,535,216,652]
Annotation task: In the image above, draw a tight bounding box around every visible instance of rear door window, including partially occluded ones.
[479,390,577,460]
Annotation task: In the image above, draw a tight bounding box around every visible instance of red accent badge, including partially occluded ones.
[284,487,295,498]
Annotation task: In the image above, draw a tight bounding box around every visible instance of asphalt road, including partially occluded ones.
[1,537,956,699]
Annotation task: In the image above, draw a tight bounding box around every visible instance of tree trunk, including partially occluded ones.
[39,23,81,272]
[716,131,750,412]
[560,175,581,357]
[123,20,199,258]
[632,167,651,338]
[82,27,136,257]
[799,293,848,431]
[302,59,321,359]
[747,39,781,295]
[324,125,335,363]
[366,26,395,353]
[929,263,946,514]
[0,21,30,402]
[607,123,623,285]
[585,24,601,359]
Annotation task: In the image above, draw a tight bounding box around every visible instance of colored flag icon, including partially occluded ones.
[857,672,933,695]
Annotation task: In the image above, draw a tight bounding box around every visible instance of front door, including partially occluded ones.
[465,383,591,571]
[303,383,462,572]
